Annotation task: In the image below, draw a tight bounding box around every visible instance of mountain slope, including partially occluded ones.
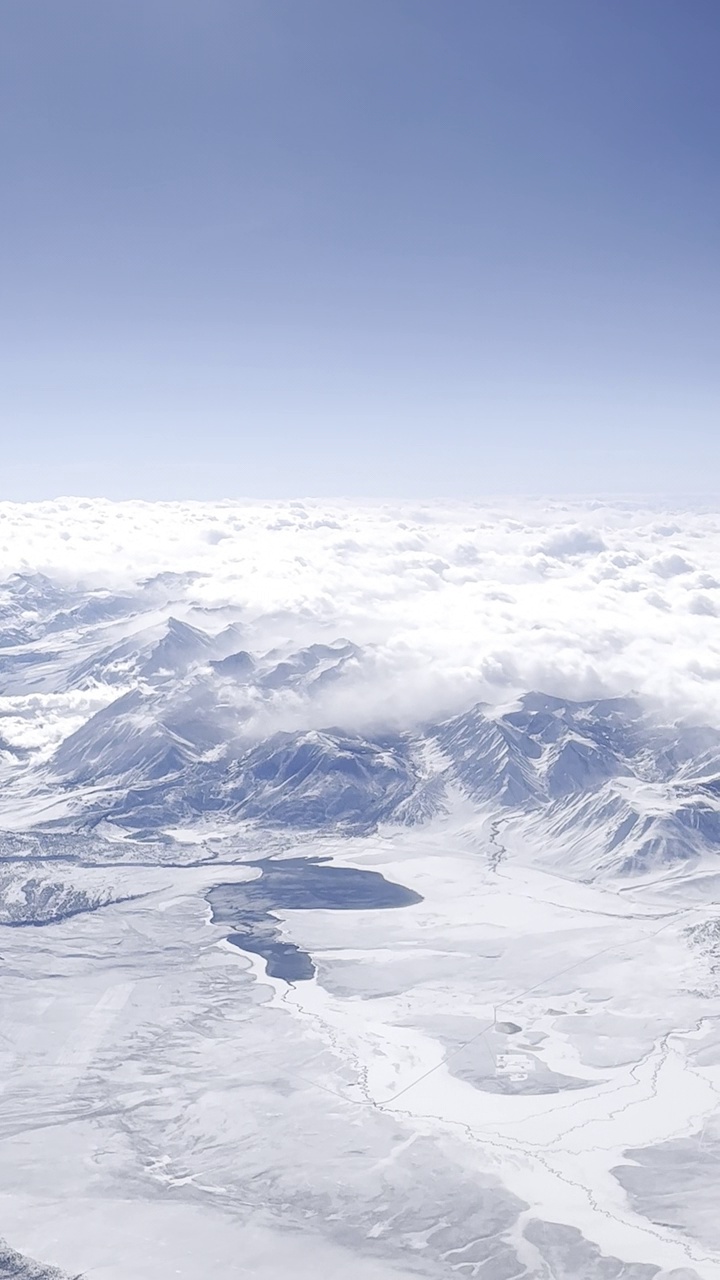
[3,569,720,878]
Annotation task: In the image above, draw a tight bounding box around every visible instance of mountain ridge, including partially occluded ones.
[1,573,720,882]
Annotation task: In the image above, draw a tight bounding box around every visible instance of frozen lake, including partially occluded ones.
[206,857,423,980]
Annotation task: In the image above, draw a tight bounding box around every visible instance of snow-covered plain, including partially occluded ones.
[2,499,720,1279]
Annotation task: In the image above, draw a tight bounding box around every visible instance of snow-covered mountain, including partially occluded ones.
[5,510,720,1280]
[2,572,720,879]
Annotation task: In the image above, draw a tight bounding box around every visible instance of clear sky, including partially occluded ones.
[2,0,719,499]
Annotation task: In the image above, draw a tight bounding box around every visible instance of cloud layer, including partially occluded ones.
[2,497,720,729]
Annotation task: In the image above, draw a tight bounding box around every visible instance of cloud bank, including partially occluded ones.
[1,497,720,731]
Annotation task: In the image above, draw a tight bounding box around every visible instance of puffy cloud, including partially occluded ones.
[0,689,119,756]
[538,527,607,558]
[688,593,718,617]
[652,553,694,578]
[1,498,720,731]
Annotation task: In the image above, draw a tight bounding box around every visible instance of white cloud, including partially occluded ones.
[1,498,720,731]
[0,689,121,756]
[538,527,607,558]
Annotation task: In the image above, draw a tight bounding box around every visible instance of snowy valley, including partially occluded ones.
[1,504,720,1280]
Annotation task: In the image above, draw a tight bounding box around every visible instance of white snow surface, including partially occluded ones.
[2,823,720,1278]
[2,499,720,1278]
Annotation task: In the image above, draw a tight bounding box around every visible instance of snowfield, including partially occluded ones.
[2,499,720,1279]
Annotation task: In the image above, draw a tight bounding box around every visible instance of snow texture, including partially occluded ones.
[1,501,720,1279]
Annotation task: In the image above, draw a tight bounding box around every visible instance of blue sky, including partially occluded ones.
[2,0,719,499]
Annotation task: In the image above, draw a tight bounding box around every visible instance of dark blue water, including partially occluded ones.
[207,857,422,982]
